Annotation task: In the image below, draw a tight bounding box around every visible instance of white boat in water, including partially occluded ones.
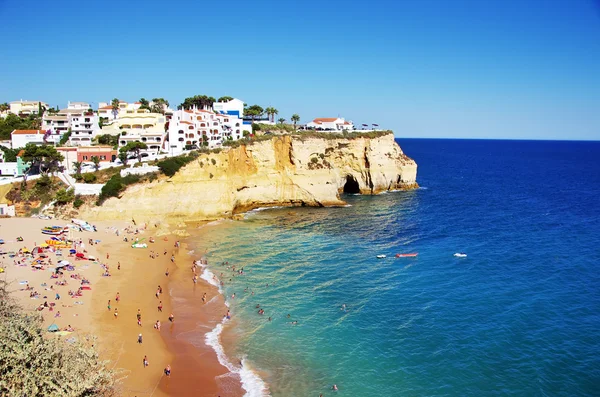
[376,254,386,259]
[453,253,467,258]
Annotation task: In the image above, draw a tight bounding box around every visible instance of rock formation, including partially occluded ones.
[82,133,417,222]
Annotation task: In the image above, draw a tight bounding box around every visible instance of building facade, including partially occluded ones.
[306,117,354,131]
[167,107,249,155]
[98,101,143,121]
[41,103,101,146]
[11,130,45,149]
[9,100,49,115]
[77,146,117,163]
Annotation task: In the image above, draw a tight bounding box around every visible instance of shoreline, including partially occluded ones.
[0,218,241,397]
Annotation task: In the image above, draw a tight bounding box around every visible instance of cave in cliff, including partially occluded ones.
[343,175,360,194]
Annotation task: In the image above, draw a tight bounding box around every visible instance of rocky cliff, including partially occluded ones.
[82,133,417,223]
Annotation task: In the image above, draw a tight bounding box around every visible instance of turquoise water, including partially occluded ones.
[189,139,600,396]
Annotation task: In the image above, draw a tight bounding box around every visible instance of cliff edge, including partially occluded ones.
[82,133,417,222]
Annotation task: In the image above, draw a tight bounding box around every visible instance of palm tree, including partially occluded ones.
[278,118,285,124]
[91,156,101,171]
[291,114,300,130]
[265,107,279,123]
[0,102,9,114]
[111,98,120,119]
[72,161,82,174]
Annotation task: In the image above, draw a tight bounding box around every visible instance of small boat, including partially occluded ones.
[41,226,65,235]
[453,253,467,258]
[395,253,418,258]
[376,254,386,259]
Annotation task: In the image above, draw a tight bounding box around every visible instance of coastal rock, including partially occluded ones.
[82,134,417,223]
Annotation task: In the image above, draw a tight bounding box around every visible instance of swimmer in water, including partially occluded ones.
[332,384,338,391]
[341,304,347,311]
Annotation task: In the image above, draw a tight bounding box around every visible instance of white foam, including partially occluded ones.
[206,320,270,397]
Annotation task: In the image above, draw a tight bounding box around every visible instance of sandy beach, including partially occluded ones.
[0,217,240,397]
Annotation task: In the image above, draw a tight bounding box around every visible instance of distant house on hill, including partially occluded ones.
[11,130,46,149]
[9,100,49,115]
[306,117,354,132]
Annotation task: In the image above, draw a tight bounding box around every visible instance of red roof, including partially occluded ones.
[12,129,45,135]
[99,106,113,110]
[313,118,338,123]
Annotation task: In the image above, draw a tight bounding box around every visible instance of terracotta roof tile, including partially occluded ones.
[11,129,45,135]
[313,118,338,123]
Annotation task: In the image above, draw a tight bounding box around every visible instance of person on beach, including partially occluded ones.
[168,313,174,322]
[158,301,163,312]
[154,320,161,330]
[165,268,169,277]
[114,308,118,319]
[164,365,171,377]
[115,292,120,303]
[193,274,198,284]
[202,293,207,303]
[155,289,160,299]
[158,285,163,294]
[107,300,111,311]
[55,292,60,300]
[137,334,143,344]
[117,262,121,270]
[143,355,148,367]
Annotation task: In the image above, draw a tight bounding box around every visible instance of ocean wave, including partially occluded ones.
[206,321,270,397]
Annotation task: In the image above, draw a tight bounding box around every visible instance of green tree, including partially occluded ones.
[111,98,120,119]
[59,128,71,145]
[278,118,285,125]
[265,107,278,123]
[139,98,150,110]
[0,147,20,162]
[21,144,64,176]
[245,105,264,122]
[119,141,148,163]
[217,96,233,102]
[150,98,169,114]
[0,113,37,140]
[178,95,216,110]
[72,161,83,174]
[291,114,300,130]
[91,156,101,171]
[118,151,128,165]
[0,102,9,113]
[54,188,75,205]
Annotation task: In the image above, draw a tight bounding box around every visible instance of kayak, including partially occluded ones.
[376,254,386,259]
[453,253,467,258]
[395,253,418,258]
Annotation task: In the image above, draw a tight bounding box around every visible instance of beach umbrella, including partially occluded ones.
[47,324,59,332]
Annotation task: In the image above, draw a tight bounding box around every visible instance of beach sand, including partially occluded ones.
[0,217,241,397]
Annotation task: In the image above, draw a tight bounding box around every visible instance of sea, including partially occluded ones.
[186,139,600,397]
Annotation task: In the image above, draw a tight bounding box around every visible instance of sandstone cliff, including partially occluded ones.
[82,133,417,223]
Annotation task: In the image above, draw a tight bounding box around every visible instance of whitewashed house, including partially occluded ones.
[9,100,49,115]
[11,130,46,149]
[306,117,354,131]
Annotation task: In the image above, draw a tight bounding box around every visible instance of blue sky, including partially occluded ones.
[1,0,599,140]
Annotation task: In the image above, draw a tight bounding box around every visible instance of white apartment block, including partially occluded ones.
[9,100,49,115]
[41,102,101,146]
[167,107,248,155]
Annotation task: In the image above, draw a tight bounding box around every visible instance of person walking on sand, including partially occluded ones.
[164,364,171,377]
[137,333,143,344]
[158,301,163,312]
[115,292,120,303]
[114,308,118,319]
[168,313,174,322]
[117,262,121,270]
[165,268,169,277]
[107,300,111,311]
[202,293,207,303]
[143,355,148,367]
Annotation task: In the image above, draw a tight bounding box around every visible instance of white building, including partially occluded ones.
[0,204,16,217]
[306,117,354,132]
[11,130,46,149]
[9,100,49,115]
[167,107,249,155]
[212,98,244,119]
[41,104,101,146]
[98,101,143,121]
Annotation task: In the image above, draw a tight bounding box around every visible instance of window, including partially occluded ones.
[189,125,194,130]
[179,130,184,134]
[213,122,218,126]
[83,156,88,160]
[100,156,106,160]
[235,123,240,127]
[178,137,184,142]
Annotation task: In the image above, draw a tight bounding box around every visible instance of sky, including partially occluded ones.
[1,0,599,140]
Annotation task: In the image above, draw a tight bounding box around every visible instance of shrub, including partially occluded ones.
[211,158,216,166]
[98,174,124,203]
[74,173,83,181]
[311,157,319,164]
[36,174,52,188]
[83,173,97,183]
[73,196,84,208]
[157,155,195,177]
[54,188,75,205]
